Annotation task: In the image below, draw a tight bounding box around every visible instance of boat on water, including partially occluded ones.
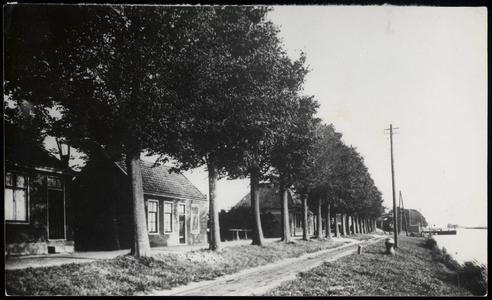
[422,230,457,235]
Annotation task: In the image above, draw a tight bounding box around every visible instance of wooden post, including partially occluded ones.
[389,124,398,248]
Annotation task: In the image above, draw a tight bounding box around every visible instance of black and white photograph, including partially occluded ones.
[4,3,487,296]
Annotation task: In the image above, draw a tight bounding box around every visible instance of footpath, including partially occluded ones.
[5,238,262,271]
[6,235,387,296]
[144,235,386,296]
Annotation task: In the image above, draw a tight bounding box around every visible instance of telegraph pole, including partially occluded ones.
[385,124,399,248]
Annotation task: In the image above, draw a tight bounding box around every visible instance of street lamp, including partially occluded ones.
[56,138,70,166]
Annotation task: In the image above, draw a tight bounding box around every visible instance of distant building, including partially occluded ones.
[73,157,208,251]
[377,208,427,233]
[231,183,314,238]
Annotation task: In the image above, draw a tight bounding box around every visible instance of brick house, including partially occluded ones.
[5,124,76,255]
[73,157,208,251]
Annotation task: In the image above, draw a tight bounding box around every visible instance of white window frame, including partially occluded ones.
[190,203,200,234]
[147,200,159,234]
[163,201,173,234]
[5,172,29,224]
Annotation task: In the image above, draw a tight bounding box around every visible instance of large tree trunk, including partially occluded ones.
[250,168,265,246]
[325,201,332,239]
[353,216,358,234]
[360,215,364,233]
[207,158,222,251]
[316,197,322,239]
[301,192,308,241]
[126,152,151,258]
[334,207,340,238]
[341,213,347,236]
[361,215,366,234]
[347,214,354,235]
[279,179,291,243]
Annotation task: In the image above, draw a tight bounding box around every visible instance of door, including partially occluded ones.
[48,177,65,239]
[178,204,186,244]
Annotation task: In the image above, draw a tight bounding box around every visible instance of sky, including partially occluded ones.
[44,5,487,228]
[172,5,488,228]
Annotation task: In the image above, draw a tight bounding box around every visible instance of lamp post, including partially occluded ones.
[56,138,70,166]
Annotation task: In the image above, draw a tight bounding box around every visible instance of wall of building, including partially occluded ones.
[73,160,132,251]
[5,169,74,255]
[73,159,208,251]
[143,195,208,247]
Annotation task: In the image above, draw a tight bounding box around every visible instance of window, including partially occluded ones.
[163,202,173,233]
[5,172,28,222]
[147,200,159,234]
[191,204,200,234]
[48,177,63,189]
[178,204,185,215]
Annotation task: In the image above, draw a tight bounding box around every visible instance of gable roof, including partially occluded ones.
[234,183,302,210]
[115,160,206,201]
[5,123,74,175]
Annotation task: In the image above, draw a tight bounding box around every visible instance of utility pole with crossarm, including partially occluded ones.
[385,124,399,248]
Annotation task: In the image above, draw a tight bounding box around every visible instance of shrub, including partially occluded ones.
[434,247,460,271]
[458,260,488,296]
[424,236,438,249]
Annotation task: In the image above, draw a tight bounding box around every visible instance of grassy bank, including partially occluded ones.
[425,237,487,295]
[6,238,347,296]
[266,235,486,296]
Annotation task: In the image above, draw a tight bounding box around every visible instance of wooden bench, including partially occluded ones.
[228,229,252,240]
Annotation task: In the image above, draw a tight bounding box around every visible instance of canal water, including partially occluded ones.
[432,228,487,266]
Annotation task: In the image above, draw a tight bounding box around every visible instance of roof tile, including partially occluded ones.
[234,184,301,209]
[116,160,206,201]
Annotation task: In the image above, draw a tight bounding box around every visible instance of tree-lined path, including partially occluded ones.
[146,235,386,296]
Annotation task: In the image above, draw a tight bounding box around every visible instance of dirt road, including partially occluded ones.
[145,235,386,296]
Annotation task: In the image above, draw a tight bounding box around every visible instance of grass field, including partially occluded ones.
[6,237,346,296]
[265,235,486,296]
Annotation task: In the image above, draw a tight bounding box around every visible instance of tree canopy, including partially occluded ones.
[5,5,220,256]
[5,4,386,250]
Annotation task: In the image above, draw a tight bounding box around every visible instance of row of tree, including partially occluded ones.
[219,123,384,242]
[5,5,384,256]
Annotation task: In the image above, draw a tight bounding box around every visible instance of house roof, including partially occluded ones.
[115,160,206,201]
[233,183,302,210]
[5,123,74,175]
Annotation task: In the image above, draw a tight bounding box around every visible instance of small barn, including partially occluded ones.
[73,156,208,251]
[5,123,76,255]
[231,183,314,238]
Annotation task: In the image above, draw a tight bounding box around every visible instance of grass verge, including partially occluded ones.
[265,235,483,296]
[6,237,348,296]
